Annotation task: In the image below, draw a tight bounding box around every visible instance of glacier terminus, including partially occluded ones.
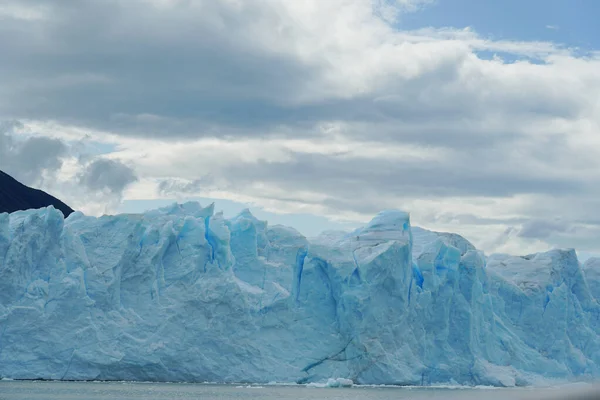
[1,202,600,387]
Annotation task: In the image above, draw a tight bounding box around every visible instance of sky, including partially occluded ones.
[0,0,599,258]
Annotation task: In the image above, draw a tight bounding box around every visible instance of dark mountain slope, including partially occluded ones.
[0,170,74,217]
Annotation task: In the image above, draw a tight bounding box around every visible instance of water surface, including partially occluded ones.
[0,380,595,400]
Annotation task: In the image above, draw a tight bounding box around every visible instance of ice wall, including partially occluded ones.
[1,203,600,386]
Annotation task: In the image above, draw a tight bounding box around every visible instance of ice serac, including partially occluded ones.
[1,203,600,386]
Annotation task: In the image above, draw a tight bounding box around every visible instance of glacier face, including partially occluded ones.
[1,203,600,386]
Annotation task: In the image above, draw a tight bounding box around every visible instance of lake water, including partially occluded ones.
[1,381,599,400]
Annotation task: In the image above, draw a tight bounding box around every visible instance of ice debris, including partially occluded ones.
[306,378,354,388]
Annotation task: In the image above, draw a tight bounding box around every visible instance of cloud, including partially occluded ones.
[157,176,220,196]
[0,0,599,256]
[518,219,571,239]
[0,0,594,141]
[0,123,137,214]
[373,0,434,22]
[78,158,138,195]
[0,3,48,21]
[0,121,68,185]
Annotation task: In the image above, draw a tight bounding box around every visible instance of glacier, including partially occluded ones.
[1,202,600,386]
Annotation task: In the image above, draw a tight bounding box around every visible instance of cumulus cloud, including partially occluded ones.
[0,123,137,214]
[0,121,68,185]
[78,158,137,195]
[65,157,139,215]
[0,0,599,255]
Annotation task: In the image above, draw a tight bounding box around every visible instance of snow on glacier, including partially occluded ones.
[1,203,600,386]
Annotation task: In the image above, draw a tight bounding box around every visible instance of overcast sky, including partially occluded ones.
[1,0,599,257]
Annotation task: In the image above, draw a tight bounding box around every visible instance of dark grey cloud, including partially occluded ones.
[0,123,137,212]
[0,0,590,147]
[0,121,68,185]
[205,150,584,218]
[229,152,580,195]
[497,218,600,255]
[0,0,321,138]
[78,158,137,194]
[518,219,571,239]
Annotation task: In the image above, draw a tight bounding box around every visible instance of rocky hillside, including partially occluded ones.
[0,170,74,217]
